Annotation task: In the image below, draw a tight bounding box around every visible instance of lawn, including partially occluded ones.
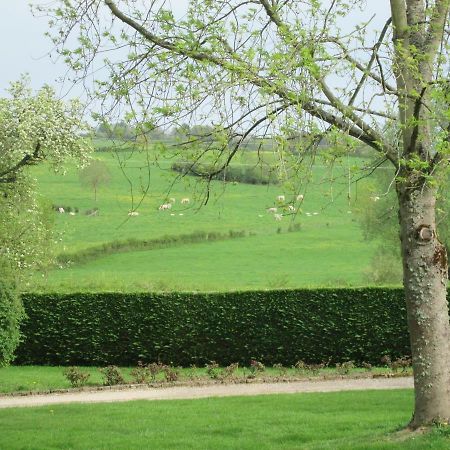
[28,147,388,292]
[1,390,449,449]
[0,365,402,394]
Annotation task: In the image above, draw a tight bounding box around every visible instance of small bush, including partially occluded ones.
[221,362,239,379]
[148,362,165,382]
[100,365,125,386]
[335,360,355,375]
[130,361,152,384]
[391,356,412,373]
[205,361,221,379]
[248,359,265,378]
[163,365,180,382]
[63,366,90,387]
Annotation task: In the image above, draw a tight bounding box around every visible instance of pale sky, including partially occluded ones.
[0,1,391,98]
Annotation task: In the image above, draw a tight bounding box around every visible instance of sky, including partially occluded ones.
[0,0,391,99]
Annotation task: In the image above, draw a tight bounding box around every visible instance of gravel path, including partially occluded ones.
[0,377,413,409]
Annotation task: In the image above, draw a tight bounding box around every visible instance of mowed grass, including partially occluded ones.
[29,148,383,291]
[0,365,398,394]
[41,228,372,291]
[1,390,450,449]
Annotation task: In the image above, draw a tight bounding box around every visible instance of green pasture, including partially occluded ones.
[29,145,386,292]
[1,390,449,449]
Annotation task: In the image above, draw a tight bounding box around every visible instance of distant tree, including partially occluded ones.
[79,159,111,201]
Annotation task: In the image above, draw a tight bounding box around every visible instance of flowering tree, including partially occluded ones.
[0,78,91,365]
[42,0,450,428]
[0,78,91,271]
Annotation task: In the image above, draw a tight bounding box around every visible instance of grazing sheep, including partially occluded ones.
[267,207,278,213]
[69,212,76,216]
[128,211,139,216]
[276,195,285,202]
[370,195,380,202]
[159,203,172,210]
[274,213,283,221]
[288,205,295,212]
[181,197,190,204]
[58,207,65,213]
[296,194,304,201]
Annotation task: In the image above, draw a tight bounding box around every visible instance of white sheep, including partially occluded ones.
[370,195,380,202]
[274,213,283,221]
[288,205,296,212]
[58,207,65,213]
[296,194,304,201]
[128,211,139,216]
[276,195,285,203]
[158,203,172,210]
[181,197,190,204]
[69,212,76,216]
[267,207,278,213]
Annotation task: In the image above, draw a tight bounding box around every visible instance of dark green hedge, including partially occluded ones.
[16,289,410,366]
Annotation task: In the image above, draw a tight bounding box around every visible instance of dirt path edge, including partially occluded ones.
[0,376,413,409]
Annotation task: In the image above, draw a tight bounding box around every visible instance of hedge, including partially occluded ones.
[16,289,411,366]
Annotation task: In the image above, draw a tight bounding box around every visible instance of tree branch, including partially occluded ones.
[0,142,41,182]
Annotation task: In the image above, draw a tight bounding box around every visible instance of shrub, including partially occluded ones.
[205,361,221,379]
[248,359,265,378]
[100,365,125,386]
[163,365,180,382]
[0,270,25,366]
[221,362,239,379]
[335,360,355,375]
[17,288,413,367]
[130,361,152,384]
[63,366,90,387]
[171,161,278,185]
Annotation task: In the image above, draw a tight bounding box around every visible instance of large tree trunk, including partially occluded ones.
[397,181,450,427]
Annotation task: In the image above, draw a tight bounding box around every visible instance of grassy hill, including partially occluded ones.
[27,143,384,292]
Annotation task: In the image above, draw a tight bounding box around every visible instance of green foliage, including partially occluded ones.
[63,366,90,387]
[17,289,412,366]
[100,365,125,386]
[171,160,279,185]
[0,266,25,366]
[0,77,92,274]
[78,159,111,201]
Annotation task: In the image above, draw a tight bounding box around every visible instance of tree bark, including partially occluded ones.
[397,181,450,427]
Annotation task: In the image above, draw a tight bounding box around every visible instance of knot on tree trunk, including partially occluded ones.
[415,225,434,244]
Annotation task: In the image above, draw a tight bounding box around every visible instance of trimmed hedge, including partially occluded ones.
[16,289,411,366]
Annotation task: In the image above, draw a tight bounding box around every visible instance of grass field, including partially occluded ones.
[2,390,450,449]
[0,365,400,394]
[27,144,388,292]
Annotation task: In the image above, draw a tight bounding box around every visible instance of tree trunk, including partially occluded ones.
[397,181,450,428]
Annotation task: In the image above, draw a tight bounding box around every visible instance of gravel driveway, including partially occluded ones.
[0,376,413,409]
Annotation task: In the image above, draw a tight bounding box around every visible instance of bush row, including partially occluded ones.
[171,161,279,185]
[15,289,412,366]
[57,230,247,266]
